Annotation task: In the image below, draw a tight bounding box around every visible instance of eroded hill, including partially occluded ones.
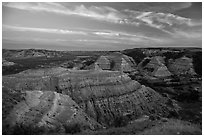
[3,67,177,134]
[2,48,202,135]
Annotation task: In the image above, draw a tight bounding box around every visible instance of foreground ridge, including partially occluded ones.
[3,67,177,134]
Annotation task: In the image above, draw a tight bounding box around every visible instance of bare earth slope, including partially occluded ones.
[3,90,101,134]
[3,67,176,134]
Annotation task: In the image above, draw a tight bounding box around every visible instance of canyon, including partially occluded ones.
[2,67,177,134]
[2,48,202,134]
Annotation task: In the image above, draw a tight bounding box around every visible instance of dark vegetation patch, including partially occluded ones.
[177,101,202,125]
[141,58,151,67]
[122,49,146,64]
[80,119,201,135]
[3,56,75,75]
[3,124,47,135]
[3,64,29,76]
[128,68,201,125]
[140,82,202,125]
[111,116,129,127]
[110,60,115,70]
[192,51,202,76]
[63,123,82,134]
[80,56,98,69]
[163,51,185,63]
[81,119,155,135]
[140,119,201,135]
[2,87,25,120]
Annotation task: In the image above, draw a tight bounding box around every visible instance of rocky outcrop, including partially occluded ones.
[168,56,196,76]
[3,90,101,134]
[138,56,172,78]
[153,65,172,77]
[95,56,111,70]
[94,52,136,72]
[3,67,176,129]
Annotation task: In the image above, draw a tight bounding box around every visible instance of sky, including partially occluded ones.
[2,2,202,51]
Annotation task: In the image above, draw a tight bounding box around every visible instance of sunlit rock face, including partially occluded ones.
[3,67,176,131]
[138,56,172,78]
[168,56,196,76]
[95,56,111,70]
[58,70,174,125]
[95,52,136,72]
[3,90,101,134]
[2,67,68,91]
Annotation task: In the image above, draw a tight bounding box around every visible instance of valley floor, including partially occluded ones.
[65,118,202,135]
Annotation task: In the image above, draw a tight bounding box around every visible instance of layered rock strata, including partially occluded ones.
[3,90,101,134]
[168,56,196,76]
[138,56,172,78]
[58,70,174,125]
[95,52,136,72]
[3,67,176,132]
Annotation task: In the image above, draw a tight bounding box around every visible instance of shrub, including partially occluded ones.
[112,116,129,127]
[11,124,46,135]
[63,123,82,134]
[110,60,115,70]
[192,51,202,76]
[123,49,146,64]
[140,119,202,135]
[141,59,151,67]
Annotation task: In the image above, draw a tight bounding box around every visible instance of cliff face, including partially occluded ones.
[3,67,176,133]
[58,70,174,125]
[138,56,172,78]
[95,56,111,70]
[95,52,136,72]
[168,56,196,76]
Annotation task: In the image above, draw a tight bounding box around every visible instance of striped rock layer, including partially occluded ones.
[3,91,101,134]
[138,56,172,78]
[95,52,136,72]
[3,67,175,132]
[168,56,196,76]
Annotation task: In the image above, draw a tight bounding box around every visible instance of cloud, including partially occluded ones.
[93,31,120,37]
[2,24,169,46]
[91,30,169,45]
[172,28,202,39]
[91,28,201,47]
[3,2,123,24]
[3,25,87,35]
[3,2,67,12]
[73,5,123,23]
[3,2,199,31]
[3,2,201,49]
[123,9,201,33]
[68,2,192,13]
[3,37,58,43]
[132,2,192,13]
